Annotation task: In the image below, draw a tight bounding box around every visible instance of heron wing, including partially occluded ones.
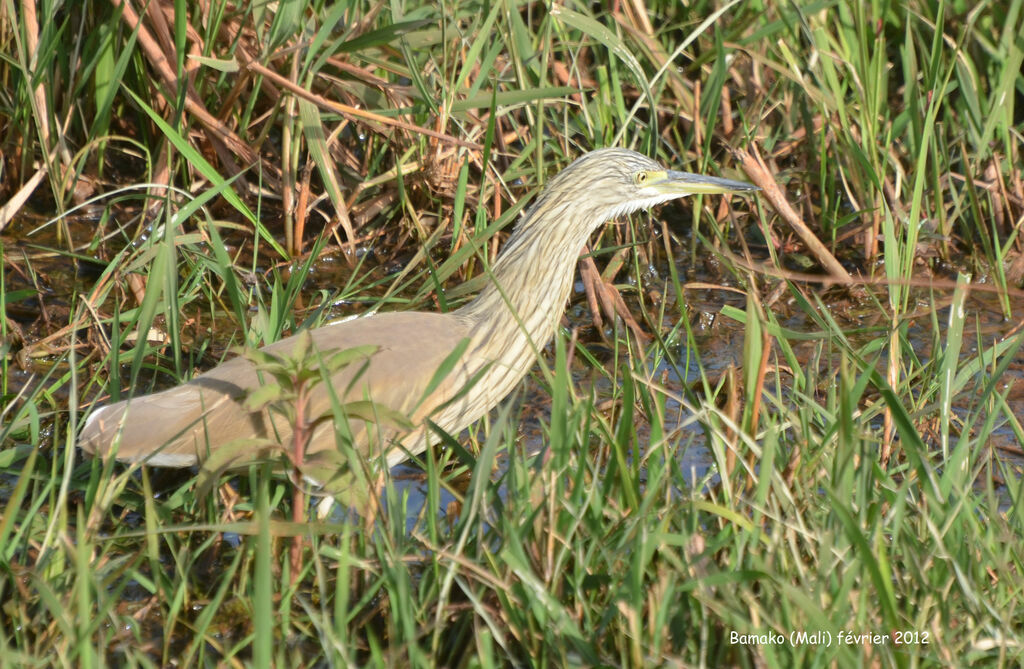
[78,311,476,467]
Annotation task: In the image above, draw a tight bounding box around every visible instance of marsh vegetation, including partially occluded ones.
[1,0,1023,665]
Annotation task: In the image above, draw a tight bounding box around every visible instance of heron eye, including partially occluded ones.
[636,172,648,185]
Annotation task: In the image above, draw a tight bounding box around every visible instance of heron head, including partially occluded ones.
[550,148,759,221]
[507,148,759,252]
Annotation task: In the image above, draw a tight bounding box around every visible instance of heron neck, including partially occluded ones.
[453,206,596,389]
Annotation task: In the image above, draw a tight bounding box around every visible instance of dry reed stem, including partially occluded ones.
[243,60,481,151]
[113,0,259,168]
[579,250,649,341]
[0,163,48,232]
[735,145,853,282]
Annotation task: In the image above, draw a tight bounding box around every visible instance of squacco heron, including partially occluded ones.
[79,149,758,473]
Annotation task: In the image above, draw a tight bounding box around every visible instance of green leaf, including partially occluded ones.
[238,347,285,372]
[549,6,653,113]
[298,99,347,246]
[243,382,287,412]
[336,19,433,53]
[290,329,313,363]
[447,87,580,112]
[322,345,379,374]
[188,55,239,73]
[343,400,415,431]
[418,336,471,407]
